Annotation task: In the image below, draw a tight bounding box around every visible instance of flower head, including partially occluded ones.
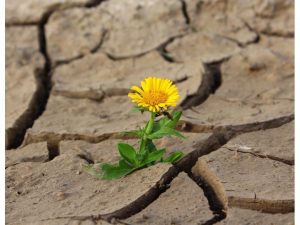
[128,77,180,113]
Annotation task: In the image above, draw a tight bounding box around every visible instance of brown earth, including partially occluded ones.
[5,0,294,224]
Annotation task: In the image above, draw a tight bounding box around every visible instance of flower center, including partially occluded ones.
[143,90,168,106]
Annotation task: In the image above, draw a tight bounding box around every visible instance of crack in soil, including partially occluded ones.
[77,153,95,164]
[5,67,51,149]
[38,217,127,225]
[217,32,260,48]
[223,146,294,166]
[219,114,294,137]
[85,0,108,8]
[241,19,294,39]
[260,30,294,38]
[208,15,260,48]
[5,151,49,169]
[157,33,190,63]
[179,59,224,110]
[5,0,106,26]
[155,0,194,63]
[200,214,226,225]
[54,30,190,68]
[177,120,215,133]
[105,32,190,62]
[190,160,228,219]
[5,6,54,149]
[51,74,191,102]
[47,139,60,161]
[52,88,105,102]
[54,29,108,67]
[179,0,190,25]
[228,196,294,214]
[24,131,125,146]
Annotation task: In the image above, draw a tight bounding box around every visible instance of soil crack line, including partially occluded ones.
[189,159,228,217]
[24,131,136,146]
[260,30,294,38]
[220,114,294,136]
[157,33,190,63]
[223,146,294,166]
[52,75,192,101]
[179,59,225,110]
[4,5,56,149]
[54,29,108,67]
[241,19,293,39]
[47,140,60,161]
[228,196,294,214]
[179,0,191,25]
[5,0,107,26]
[216,32,260,48]
[104,32,190,62]
[5,67,51,149]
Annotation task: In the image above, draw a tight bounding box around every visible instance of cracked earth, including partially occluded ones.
[5,0,294,224]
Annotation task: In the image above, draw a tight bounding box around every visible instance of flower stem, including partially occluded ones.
[139,112,155,154]
[145,112,155,136]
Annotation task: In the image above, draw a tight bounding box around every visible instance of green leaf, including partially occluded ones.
[120,129,143,138]
[136,152,146,162]
[137,139,156,162]
[163,151,184,163]
[119,159,134,168]
[147,127,186,140]
[82,163,103,179]
[118,143,138,166]
[142,149,166,165]
[160,111,182,129]
[152,111,182,133]
[101,160,135,180]
[145,140,157,153]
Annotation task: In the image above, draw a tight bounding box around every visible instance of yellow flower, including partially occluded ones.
[128,77,180,113]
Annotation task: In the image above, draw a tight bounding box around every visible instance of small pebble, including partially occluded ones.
[55,191,67,201]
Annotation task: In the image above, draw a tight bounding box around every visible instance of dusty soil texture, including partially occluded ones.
[6,0,294,224]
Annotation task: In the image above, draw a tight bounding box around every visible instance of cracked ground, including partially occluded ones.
[5,0,294,224]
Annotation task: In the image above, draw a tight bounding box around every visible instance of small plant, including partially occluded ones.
[83,77,185,180]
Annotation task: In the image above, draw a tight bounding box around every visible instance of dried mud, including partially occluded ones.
[6,0,294,224]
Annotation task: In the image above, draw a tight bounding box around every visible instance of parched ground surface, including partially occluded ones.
[5,0,294,224]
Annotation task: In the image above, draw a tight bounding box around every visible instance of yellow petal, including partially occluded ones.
[131,86,144,95]
[149,106,155,112]
[155,105,160,112]
[141,80,148,92]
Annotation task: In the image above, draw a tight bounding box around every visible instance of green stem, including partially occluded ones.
[145,112,155,136]
[139,112,155,154]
